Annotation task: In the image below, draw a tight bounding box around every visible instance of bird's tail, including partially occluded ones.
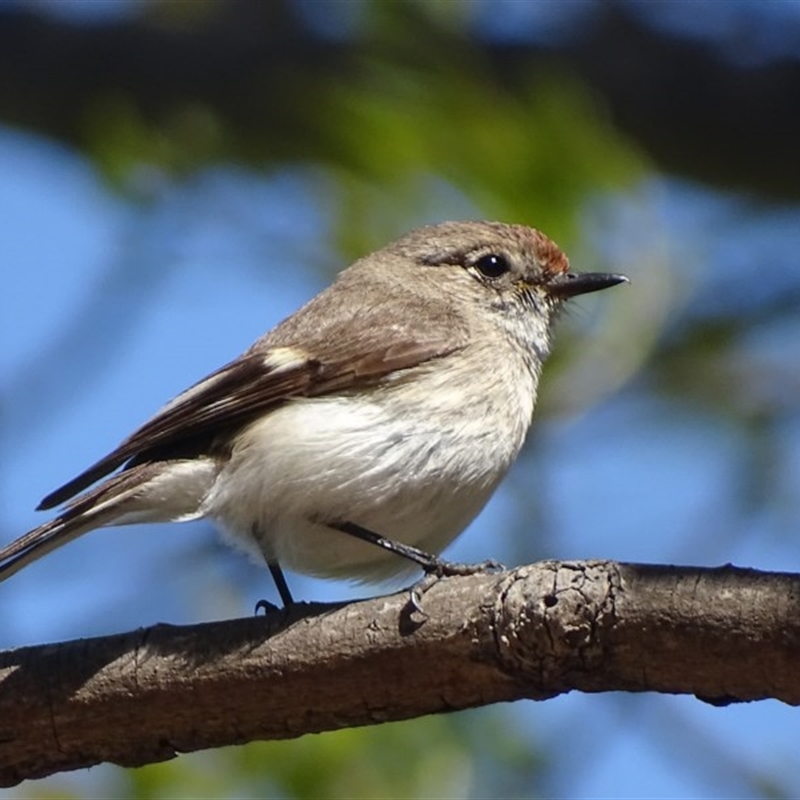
[0,459,218,582]
[0,515,110,582]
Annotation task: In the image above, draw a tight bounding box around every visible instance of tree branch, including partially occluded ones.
[2,560,799,786]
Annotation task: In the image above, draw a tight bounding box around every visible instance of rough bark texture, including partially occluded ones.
[1,560,799,786]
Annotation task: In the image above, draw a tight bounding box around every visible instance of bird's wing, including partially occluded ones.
[38,316,465,510]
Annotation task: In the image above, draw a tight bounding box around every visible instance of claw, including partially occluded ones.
[254,598,280,616]
[408,586,428,618]
[406,571,441,618]
[407,558,506,616]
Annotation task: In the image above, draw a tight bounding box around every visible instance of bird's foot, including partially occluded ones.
[407,557,506,616]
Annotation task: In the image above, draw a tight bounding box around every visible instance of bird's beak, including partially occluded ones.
[547,271,629,299]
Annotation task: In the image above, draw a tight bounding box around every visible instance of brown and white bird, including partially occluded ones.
[0,221,626,605]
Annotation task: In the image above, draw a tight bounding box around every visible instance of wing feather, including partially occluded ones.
[38,326,464,510]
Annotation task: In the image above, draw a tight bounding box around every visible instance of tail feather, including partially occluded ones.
[0,515,112,582]
[1,459,218,583]
[0,473,139,580]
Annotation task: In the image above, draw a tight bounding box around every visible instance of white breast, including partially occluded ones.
[203,347,539,583]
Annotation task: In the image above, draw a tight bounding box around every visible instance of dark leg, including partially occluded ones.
[252,520,294,611]
[268,561,294,606]
[330,519,503,618]
[329,520,503,577]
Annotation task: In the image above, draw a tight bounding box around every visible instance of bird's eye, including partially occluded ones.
[474,253,511,279]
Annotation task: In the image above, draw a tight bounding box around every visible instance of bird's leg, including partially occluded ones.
[254,560,295,614]
[268,561,295,606]
[329,520,444,571]
[330,519,503,576]
[329,520,505,613]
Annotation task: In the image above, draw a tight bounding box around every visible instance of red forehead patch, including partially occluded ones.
[519,227,570,276]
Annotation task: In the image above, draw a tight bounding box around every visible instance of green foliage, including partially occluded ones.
[121,709,543,799]
[85,96,225,187]
[323,66,642,258]
[80,1,643,249]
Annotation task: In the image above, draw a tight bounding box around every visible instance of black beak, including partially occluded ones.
[547,271,629,299]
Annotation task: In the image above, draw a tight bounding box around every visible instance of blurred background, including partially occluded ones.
[2,0,800,797]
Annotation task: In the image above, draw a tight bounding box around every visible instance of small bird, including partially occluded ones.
[1,221,626,605]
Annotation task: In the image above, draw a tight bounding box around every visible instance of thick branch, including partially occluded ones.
[1,560,799,786]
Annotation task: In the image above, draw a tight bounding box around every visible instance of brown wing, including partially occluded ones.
[38,325,464,510]
[38,256,471,511]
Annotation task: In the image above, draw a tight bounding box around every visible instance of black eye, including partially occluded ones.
[474,253,510,279]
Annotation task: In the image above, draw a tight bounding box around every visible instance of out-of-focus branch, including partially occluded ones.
[1,560,799,786]
[1,1,798,198]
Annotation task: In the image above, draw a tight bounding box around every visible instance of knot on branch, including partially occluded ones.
[491,561,622,696]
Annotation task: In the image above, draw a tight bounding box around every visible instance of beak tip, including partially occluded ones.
[550,271,630,299]
[608,274,630,289]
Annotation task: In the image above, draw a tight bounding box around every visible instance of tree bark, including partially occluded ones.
[1,560,799,786]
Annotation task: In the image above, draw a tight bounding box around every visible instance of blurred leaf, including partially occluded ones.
[121,709,543,800]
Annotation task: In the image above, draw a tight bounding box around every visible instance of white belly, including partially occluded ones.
[203,357,537,582]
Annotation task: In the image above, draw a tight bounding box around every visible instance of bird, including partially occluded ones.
[0,221,627,606]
